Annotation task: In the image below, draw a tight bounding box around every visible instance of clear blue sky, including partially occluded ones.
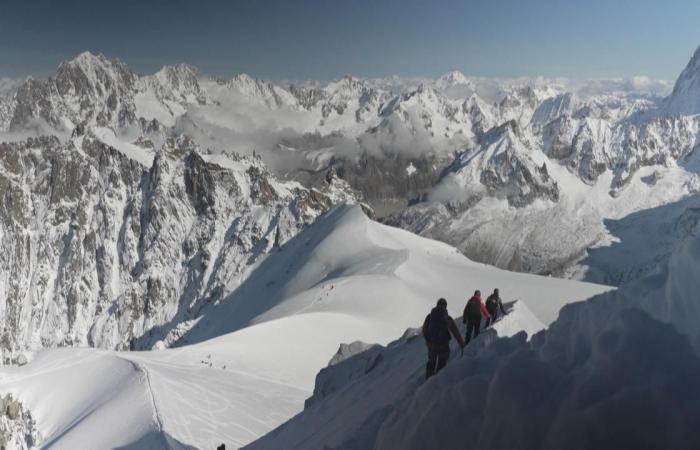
[1,0,699,81]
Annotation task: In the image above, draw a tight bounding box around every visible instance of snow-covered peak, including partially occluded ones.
[226,73,298,108]
[324,74,366,96]
[437,70,470,87]
[63,51,113,70]
[57,51,135,88]
[435,119,559,206]
[531,92,577,127]
[663,45,700,115]
[148,63,205,104]
[435,70,476,100]
[155,63,200,84]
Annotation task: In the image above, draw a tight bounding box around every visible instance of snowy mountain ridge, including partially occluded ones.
[248,204,700,450]
[3,47,700,365]
[0,204,610,448]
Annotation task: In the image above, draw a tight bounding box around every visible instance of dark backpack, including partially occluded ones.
[426,307,451,344]
[466,297,481,318]
[485,295,498,313]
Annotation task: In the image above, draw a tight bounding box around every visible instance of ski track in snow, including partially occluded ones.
[125,359,169,450]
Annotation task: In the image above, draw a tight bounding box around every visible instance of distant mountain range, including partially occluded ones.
[2,48,700,362]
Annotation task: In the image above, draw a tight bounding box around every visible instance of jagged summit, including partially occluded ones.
[437,69,470,86]
[62,51,114,68]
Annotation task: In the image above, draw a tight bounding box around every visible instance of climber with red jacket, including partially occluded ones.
[463,290,491,345]
[422,298,465,378]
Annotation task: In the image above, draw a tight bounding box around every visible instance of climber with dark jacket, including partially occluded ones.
[422,298,465,379]
[463,290,492,345]
[485,288,508,327]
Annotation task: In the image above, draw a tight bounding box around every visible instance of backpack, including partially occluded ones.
[485,295,497,313]
[426,307,451,344]
[466,297,481,318]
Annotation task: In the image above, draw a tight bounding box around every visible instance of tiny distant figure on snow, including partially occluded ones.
[463,290,492,345]
[485,288,508,327]
[422,298,465,379]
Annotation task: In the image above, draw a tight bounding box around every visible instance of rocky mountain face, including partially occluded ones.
[7,53,139,131]
[440,120,559,207]
[3,48,700,363]
[0,130,347,362]
[0,53,210,135]
[0,394,36,450]
[387,50,700,278]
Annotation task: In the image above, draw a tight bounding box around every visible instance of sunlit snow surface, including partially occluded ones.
[0,206,609,449]
[249,208,700,450]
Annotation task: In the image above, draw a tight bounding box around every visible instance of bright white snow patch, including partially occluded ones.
[249,211,700,450]
[406,162,417,176]
[92,127,155,167]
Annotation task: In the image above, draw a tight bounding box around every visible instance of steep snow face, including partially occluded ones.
[664,46,700,116]
[248,208,700,450]
[134,64,208,127]
[365,84,478,157]
[391,151,700,278]
[5,52,139,131]
[226,73,299,109]
[0,132,339,363]
[435,120,559,207]
[435,70,476,100]
[0,205,609,449]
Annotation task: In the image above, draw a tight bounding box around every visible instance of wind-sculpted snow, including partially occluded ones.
[248,217,700,450]
[0,205,608,448]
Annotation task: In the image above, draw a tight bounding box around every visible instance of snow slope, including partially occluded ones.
[249,207,700,450]
[0,205,609,449]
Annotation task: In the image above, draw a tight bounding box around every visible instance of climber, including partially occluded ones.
[463,290,491,345]
[422,298,465,378]
[485,288,508,327]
